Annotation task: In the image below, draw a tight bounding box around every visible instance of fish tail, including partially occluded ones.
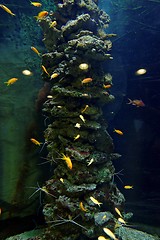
[34,16,39,20]
[4,82,9,86]
[127,98,132,104]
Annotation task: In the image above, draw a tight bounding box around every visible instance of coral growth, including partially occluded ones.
[38,0,125,239]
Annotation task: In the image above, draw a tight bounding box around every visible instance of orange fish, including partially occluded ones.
[79,202,88,212]
[4,78,18,86]
[31,46,41,56]
[81,78,93,84]
[127,98,145,107]
[30,1,42,7]
[113,129,123,135]
[103,84,112,89]
[42,65,50,76]
[35,11,48,20]
[30,138,42,146]
[0,4,16,16]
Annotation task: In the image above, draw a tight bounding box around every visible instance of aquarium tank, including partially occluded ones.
[0,0,160,239]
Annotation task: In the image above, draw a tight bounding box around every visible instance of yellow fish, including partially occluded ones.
[103,228,118,240]
[42,65,50,76]
[118,217,126,225]
[60,153,72,170]
[31,46,41,56]
[98,236,109,240]
[51,73,59,79]
[124,185,133,189]
[30,1,42,7]
[81,77,93,84]
[35,11,48,20]
[60,178,64,183]
[30,138,42,146]
[113,129,123,135]
[90,196,102,207]
[4,78,18,86]
[0,4,16,16]
[74,134,80,141]
[75,123,81,129]
[81,104,89,113]
[87,158,94,166]
[115,207,123,217]
[79,114,85,123]
[49,21,57,28]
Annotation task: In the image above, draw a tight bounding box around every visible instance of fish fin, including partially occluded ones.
[127,98,132,104]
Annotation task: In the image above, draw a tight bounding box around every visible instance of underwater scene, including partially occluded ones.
[0,0,160,239]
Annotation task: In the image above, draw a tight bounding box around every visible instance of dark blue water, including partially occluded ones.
[100,0,160,227]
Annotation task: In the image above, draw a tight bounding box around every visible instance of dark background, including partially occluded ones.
[100,0,160,227]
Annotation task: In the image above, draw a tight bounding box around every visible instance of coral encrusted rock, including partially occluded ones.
[37,0,126,239]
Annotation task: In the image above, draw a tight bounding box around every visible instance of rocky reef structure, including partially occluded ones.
[38,1,126,239]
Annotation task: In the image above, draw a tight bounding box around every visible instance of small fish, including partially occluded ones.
[30,1,42,7]
[49,20,57,28]
[124,185,133,189]
[87,158,94,166]
[30,138,42,146]
[47,95,53,99]
[31,46,41,56]
[79,63,89,71]
[75,123,81,129]
[103,227,118,240]
[115,207,123,217]
[35,11,48,20]
[103,84,112,89]
[51,73,59,79]
[118,217,126,224]
[0,208,1,215]
[60,178,64,183]
[127,98,145,107]
[98,236,109,240]
[81,104,89,113]
[90,196,102,207]
[102,91,109,96]
[102,215,107,219]
[74,134,80,141]
[61,153,72,170]
[113,129,123,135]
[79,114,85,123]
[42,65,50,76]
[0,4,16,16]
[79,202,88,212]
[81,77,93,84]
[4,78,18,86]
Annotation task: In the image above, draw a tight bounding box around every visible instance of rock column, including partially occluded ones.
[39,0,125,239]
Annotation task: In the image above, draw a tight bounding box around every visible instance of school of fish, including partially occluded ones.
[0,2,146,238]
